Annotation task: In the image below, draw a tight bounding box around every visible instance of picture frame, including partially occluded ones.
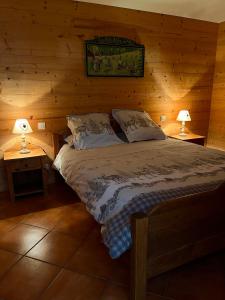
[85,36,145,77]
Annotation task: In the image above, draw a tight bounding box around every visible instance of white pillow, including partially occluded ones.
[67,113,123,149]
[112,109,166,142]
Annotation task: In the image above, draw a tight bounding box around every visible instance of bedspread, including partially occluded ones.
[54,139,225,258]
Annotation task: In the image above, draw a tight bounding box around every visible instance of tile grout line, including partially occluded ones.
[0,252,24,284]
[99,278,111,300]
[0,216,61,298]
[0,187,86,294]
[33,268,63,300]
[17,212,97,298]
[0,217,103,291]
[21,208,69,257]
[0,208,95,273]
[36,267,111,300]
[0,229,51,287]
[19,204,70,231]
[22,230,50,257]
[1,202,129,297]
[61,226,97,267]
[22,208,95,264]
[19,221,54,231]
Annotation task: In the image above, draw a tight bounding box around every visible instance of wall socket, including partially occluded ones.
[160,115,167,122]
[38,122,46,130]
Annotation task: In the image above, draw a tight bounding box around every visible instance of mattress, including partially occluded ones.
[53,138,225,258]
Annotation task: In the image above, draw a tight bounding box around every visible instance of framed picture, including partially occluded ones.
[85,36,145,77]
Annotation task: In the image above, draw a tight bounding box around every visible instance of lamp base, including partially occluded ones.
[179,121,187,137]
[19,134,30,154]
[19,148,31,154]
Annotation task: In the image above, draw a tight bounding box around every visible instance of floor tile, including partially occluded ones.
[147,272,171,295]
[66,228,129,285]
[217,251,225,270]
[0,249,21,278]
[0,223,48,254]
[0,256,59,300]
[22,206,69,230]
[0,219,17,235]
[45,182,78,206]
[0,200,42,223]
[0,182,225,300]
[39,269,106,300]
[53,203,96,240]
[0,214,26,223]
[27,231,81,266]
[164,257,225,300]
[147,293,174,300]
[101,283,174,300]
[101,284,128,300]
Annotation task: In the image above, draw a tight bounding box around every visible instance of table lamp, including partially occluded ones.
[13,119,33,154]
[177,110,191,136]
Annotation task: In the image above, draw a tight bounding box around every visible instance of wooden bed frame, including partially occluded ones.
[52,131,225,300]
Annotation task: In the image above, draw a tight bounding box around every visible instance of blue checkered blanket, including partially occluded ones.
[101,181,223,258]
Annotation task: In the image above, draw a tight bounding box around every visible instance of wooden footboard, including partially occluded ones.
[131,182,225,300]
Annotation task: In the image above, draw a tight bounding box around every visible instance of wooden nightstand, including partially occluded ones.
[4,147,48,201]
[169,134,206,146]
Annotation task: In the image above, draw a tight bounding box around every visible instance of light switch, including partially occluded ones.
[38,122,46,130]
[160,115,167,122]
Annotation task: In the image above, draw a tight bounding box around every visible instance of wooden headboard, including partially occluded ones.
[52,116,122,158]
[52,128,71,158]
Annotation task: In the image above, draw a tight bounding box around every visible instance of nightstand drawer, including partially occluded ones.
[4,147,47,201]
[8,157,42,172]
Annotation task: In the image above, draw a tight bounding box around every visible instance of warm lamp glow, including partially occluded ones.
[176,110,191,136]
[13,119,33,134]
[177,110,191,122]
[13,119,33,154]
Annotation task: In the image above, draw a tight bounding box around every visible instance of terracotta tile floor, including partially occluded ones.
[0,181,224,300]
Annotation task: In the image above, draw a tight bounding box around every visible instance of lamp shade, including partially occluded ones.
[13,119,33,134]
[177,110,191,122]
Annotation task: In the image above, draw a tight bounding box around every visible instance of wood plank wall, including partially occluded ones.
[208,22,225,150]
[0,0,218,190]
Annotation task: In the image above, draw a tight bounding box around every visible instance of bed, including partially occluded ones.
[53,131,225,300]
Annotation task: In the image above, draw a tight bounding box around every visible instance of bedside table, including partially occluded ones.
[169,134,206,146]
[4,147,48,201]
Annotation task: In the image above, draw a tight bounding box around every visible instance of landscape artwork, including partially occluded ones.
[85,37,145,77]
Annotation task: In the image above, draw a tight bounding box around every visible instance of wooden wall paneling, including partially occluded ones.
[0,0,219,191]
[208,21,225,150]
